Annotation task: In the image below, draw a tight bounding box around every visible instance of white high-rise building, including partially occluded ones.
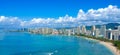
[67,29,71,36]
[71,28,75,35]
[95,29,100,37]
[106,29,112,40]
[76,26,81,34]
[118,26,120,31]
[106,28,120,40]
[91,25,96,36]
[81,25,86,34]
[100,25,106,38]
[92,25,96,31]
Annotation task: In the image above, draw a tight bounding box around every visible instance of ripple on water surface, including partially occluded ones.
[0,32,114,55]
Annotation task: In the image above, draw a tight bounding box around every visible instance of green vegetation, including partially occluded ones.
[76,33,120,50]
[113,41,120,50]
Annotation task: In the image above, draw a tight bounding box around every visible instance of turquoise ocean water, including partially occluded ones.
[0,32,114,55]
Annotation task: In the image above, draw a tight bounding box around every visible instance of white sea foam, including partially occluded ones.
[47,52,54,55]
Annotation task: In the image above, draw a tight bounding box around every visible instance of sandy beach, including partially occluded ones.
[99,41,120,55]
[84,37,120,55]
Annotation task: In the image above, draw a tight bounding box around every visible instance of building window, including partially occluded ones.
[119,35,120,40]
[112,35,114,40]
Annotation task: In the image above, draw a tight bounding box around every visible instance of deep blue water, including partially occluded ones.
[0,32,114,55]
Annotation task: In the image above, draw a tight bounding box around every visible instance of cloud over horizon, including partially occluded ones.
[0,5,120,28]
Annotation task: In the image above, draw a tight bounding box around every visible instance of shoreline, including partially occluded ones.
[99,41,120,55]
[84,37,120,55]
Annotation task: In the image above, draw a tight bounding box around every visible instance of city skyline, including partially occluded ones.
[0,0,120,54]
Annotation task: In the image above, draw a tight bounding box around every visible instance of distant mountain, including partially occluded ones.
[105,23,120,29]
[56,23,120,30]
[0,23,119,31]
[86,23,120,30]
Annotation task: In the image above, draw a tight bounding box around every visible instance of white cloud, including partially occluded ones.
[85,5,120,22]
[0,16,22,28]
[0,5,120,28]
[0,16,6,22]
[77,9,86,20]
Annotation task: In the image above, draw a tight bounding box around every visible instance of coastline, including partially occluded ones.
[99,41,120,55]
[84,37,120,55]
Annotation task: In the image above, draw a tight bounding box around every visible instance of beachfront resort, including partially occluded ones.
[0,0,120,55]
[28,25,120,41]
[9,23,120,55]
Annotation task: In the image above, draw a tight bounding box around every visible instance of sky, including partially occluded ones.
[0,0,120,28]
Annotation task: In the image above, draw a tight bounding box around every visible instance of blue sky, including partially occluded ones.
[0,0,120,19]
[0,0,120,28]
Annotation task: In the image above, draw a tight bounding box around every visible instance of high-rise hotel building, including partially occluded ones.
[100,25,106,38]
[91,25,96,36]
[76,26,81,34]
[81,25,86,34]
[106,26,120,40]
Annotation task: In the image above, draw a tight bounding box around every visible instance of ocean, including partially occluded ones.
[0,32,114,55]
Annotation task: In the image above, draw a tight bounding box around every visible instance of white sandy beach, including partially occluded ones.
[99,41,120,55]
[84,37,120,55]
